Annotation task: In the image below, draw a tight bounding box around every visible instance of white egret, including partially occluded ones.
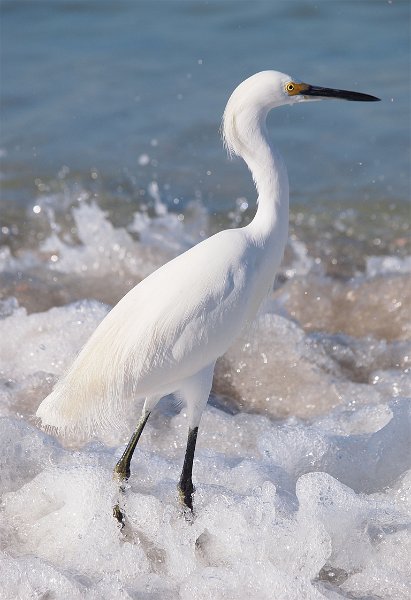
[36,71,379,521]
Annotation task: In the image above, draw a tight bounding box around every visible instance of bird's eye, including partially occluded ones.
[286,83,295,93]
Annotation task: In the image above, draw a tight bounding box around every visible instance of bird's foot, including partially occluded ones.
[182,504,195,524]
[178,482,195,522]
[178,482,194,509]
[113,461,130,483]
[113,465,129,527]
[113,502,126,527]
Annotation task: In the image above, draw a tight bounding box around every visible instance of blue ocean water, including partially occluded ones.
[1,0,410,215]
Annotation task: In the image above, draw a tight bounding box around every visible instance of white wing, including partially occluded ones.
[36,227,261,434]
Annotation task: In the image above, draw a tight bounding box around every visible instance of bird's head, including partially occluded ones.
[222,70,380,157]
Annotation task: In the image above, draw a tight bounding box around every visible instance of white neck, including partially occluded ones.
[233,107,289,247]
[248,135,289,246]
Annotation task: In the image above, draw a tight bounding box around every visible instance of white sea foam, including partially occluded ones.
[366,254,411,277]
[0,291,410,598]
[40,201,172,279]
[0,398,410,599]
[0,197,410,598]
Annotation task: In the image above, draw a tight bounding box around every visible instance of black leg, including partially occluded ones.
[114,412,151,481]
[113,411,151,525]
[178,426,199,511]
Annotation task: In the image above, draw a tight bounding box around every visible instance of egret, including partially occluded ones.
[36,71,379,521]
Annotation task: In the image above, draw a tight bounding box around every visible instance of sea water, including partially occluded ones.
[0,1,410,599]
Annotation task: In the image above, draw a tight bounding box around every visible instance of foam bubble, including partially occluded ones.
[280,272,411,341]
[366,254,411,277]
[1,196,410,598]
[1,407,410,599]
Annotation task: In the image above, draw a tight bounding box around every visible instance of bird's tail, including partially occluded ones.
[36,320,133,437]
[36,375,122,438]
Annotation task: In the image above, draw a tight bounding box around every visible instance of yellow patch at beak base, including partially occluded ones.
[285,82,310,96]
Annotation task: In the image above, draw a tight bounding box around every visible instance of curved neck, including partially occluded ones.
[237,110,289,245]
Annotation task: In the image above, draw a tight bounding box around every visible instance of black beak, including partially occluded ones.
[301,85,380,102]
